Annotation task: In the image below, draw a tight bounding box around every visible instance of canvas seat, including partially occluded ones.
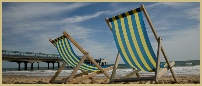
[105,4,177,84]
[49,31,113,84]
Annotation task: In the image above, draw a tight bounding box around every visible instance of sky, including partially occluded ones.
[2,2,200,68]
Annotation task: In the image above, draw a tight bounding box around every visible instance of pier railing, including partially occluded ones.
[2,50,60,58]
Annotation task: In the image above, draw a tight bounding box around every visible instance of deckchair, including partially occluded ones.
[105,5,177,84]
[49,31,113,84]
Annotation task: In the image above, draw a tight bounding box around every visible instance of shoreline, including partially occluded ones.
[2,74,200,84]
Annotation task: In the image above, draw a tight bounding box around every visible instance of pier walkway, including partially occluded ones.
[2,50,108,70]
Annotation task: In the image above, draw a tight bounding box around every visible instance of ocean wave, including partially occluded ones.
[2,65,200,77]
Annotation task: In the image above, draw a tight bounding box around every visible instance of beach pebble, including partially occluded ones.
[2,75,200,84]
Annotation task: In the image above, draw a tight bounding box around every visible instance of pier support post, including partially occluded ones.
[57,62,60,68]
[24,62,28,70]
[30,62,34,70]
[47,62,50,69]
[52,62,55,69]
[37,62,40,69]
[17,62,21,70]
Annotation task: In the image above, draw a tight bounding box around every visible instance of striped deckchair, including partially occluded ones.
[105,5,177,84]
[49,31,113,84]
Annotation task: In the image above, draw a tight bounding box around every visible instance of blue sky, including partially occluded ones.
[2,2,200,68]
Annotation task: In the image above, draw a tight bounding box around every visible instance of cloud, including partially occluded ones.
[185,7,200,21]
[146,2,193,9]
[62,11,110,23]
[62,25,100,41]
[161,7,200,21]
[3,3,90,23]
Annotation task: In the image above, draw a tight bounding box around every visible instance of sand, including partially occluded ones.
[2,74,200,84]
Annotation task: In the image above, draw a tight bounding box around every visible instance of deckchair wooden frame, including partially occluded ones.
[105,4,177,84]
[49,31,113,84]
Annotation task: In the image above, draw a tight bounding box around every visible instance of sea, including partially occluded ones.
[2,60,200,77]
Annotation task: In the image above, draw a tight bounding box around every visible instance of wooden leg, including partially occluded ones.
[169,67,177,82]
[135,70,142,84]
[109,52,120,83]
[49,62,66,83]
[155,37,162,83]
[65,54,88,83]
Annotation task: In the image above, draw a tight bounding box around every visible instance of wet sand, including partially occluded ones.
[2,74,200,84]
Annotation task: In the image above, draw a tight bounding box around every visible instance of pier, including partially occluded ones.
[2,50,108,70]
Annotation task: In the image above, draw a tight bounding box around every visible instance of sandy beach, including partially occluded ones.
[2,74,200,84]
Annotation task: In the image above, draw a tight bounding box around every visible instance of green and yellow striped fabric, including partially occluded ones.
[53,36,108,72]
[108,7,157,72]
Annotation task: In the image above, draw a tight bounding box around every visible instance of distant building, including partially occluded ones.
[85,58,108,66]
[78,56,108,66]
